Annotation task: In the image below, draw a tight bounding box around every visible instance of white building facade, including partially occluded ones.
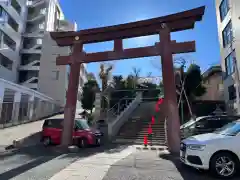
[215,0,240,114]
[0,0,27,82]
[0,0,88,106]
[0,0,88,127]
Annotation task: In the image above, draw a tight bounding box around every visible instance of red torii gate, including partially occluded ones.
[50,6,205,153]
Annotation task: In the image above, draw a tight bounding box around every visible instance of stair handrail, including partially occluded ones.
[108,92,142,137]
[107,96,129,118]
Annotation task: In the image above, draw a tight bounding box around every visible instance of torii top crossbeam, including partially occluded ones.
[51,6,205,46]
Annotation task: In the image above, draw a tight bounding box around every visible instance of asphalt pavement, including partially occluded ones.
[0,145,74,180]
[0,143,133,180]
[0,144,239,180]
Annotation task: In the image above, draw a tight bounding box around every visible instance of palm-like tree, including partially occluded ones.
[131,67,141,88]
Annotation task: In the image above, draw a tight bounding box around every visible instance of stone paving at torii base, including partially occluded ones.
[48,145,230,180]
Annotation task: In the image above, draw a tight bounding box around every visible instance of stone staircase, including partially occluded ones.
[114,101,166,145]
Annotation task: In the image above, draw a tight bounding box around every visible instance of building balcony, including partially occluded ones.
[19,60,40,71]
[27,13,45,23]
[27,0,45,8]
[20,48,42,54]
[0,1,23,23]
[21,41,42,54]
[20,76,39,86]
[56,20,75,32]
[21,82,38,90]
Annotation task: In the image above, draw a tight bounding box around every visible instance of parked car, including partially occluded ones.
[180,115,240,139]
[41,114,103,147]
[180,120,240,179]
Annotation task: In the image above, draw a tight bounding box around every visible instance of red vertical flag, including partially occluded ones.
[157,98,163,105]
[148,124,152,134]
[143,135,148,146]
[151,116,155,124]
[155,104,159,112]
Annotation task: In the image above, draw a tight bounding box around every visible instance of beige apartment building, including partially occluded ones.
[196,66,224,101]
[215,0,240,113]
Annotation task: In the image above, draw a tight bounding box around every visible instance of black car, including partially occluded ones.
[180,115,240,139]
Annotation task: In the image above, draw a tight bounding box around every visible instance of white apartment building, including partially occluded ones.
[0,0,88,107]
[0,0,27,82]
[216,0,240,114]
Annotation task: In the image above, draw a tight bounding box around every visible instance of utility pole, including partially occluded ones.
[179,59,186,124]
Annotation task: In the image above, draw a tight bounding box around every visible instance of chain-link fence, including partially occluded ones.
[0,101,62,128]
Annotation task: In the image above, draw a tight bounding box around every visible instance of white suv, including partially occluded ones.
[180,120,240,179]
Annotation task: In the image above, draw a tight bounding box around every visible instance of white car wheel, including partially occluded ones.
[210,152,238,179]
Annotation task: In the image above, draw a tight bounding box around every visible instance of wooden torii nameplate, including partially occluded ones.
[50,6,205,153]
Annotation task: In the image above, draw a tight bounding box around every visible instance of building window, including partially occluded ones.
[228,85,236,100]
[0,30,16,51]
[52,71,59,80]
[8,15,19,32]
[225,50,235,76]
[219,0,230,21]
[218,83,223,90]
[222,21,233,47]
[0,6,8,22]
[0,53,13,70]
[0,6,19,32]
[11,0,21,15]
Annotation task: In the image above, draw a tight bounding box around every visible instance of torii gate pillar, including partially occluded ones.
[159,25,180,153]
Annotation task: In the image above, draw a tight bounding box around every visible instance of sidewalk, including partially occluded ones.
[0,120,44,148]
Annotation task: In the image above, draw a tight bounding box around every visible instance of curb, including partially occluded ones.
[135,145,168,151]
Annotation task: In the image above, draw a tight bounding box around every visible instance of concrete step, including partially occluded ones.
[113,138,166,145]
[117,133,166,137]
[124,130,165,133]
[119,130,166,135]
[116,136,166,141]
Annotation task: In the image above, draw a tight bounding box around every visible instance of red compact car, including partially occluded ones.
[41,115,102,148]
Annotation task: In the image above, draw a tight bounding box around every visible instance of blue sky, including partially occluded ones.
[60,0,220,80]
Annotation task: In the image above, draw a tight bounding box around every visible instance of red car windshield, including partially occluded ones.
[75,119,90,130]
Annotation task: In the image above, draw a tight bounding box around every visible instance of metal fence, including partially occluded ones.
[0,101,62,128]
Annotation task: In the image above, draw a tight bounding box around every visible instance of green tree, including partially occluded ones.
[159,81,164,96]
[141,82,161,101]
[113,75,124,89]
[184,64,206,99]
[81,80,99,113]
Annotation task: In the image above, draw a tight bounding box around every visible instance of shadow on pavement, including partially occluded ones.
[4,131,41,152]
[159,153,239,180]
[0,155,57,180]
[0,142,131,180]
[60,142,131,159]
